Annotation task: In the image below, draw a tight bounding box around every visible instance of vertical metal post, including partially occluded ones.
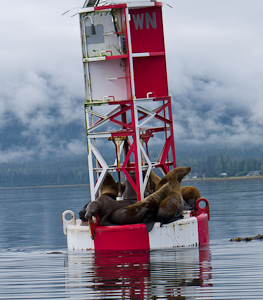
[132,102,144,201]
[85,106,96,201]
[125,7,136,99]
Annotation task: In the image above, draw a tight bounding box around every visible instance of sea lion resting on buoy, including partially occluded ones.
[146,170,162,194]
[155,166,192,225]
[97,172,125,199]
[110,181,173,230]
[80,181,172,229]
[147,168,195,210]
[181,186,201,209]
[123,171,158,199]
[79,196,137,225]
[122,171,138,200]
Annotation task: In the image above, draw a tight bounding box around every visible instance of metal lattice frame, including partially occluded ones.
[85,97,176,201]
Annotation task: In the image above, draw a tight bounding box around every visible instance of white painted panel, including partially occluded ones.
[89,59,127,101]
[65,214,199,250]
[67,224,94,250]
[84,11,124,58]
[149,217,199,249]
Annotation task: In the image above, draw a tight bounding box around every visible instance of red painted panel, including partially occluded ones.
[196,213,210,245]
[94,224,150,251]
[94,251,150,297]
[129,6,168,98]
[129,6,165,53]
[133,56,168,98]
[94,4,127,11]
[196,198,210,221]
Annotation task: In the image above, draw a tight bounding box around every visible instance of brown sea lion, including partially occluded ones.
[79,195,137,225]
[122,170,161,200]
[122,172,137,200]
[110,181,173,228]
[155,166,191,225]
[181,186,201,209]
[96,172,125,199]
[146,169,162,193]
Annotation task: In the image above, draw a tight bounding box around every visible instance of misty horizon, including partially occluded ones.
[1,0,263,163]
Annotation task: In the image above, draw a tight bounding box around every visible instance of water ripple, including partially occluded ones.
[1,180,263,299]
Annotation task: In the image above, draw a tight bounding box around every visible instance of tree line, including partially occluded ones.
[0,157,89,187]
[177,153,263,178]
[0,154,262,187]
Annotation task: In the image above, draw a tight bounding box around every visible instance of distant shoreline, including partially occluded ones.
[0,175,263,190]
[0,184,90,190]
[184,175,263,182]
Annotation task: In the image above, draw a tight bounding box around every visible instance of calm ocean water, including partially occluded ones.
[0,178,263,299]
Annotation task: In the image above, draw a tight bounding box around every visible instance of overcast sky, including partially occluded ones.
[1,0,263,162]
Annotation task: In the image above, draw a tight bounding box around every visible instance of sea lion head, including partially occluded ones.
[84,201,100,219]
[79,203,89,222]
[98,172,118,198]
[79,201,100,222]
[81,195,137,226]
[155,167,191,191]
[83,195,118,222]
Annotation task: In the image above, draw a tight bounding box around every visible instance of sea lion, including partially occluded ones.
[146,169,162,193]
[122,170,161,200]
[181,186,201,209]
[79,195,137,225]
[110,181,173,229]
[96,172,125,199]
[122,172,137,200]
[155,166,191,225]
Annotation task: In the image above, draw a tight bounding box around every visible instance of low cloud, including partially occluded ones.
[1,0,263,163]
[0,1,86,162]
[164,0,263,146]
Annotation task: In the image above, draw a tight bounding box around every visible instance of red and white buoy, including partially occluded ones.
[62,0,210,251]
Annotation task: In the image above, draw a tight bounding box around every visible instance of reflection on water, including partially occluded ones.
[1,179,263,299]
[64,247,212,299]
[0,248,212,300]
[2,242,263,299]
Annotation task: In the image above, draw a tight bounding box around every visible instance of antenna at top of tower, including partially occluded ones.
[83,0,101,7]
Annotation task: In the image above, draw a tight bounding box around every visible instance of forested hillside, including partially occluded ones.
[0,157,89,187]
[0,151,262,187]
[178,154,263,178]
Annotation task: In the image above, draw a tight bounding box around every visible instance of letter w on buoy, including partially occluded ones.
[132,12,157,30]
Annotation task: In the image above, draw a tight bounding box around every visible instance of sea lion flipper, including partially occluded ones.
[165,214,184,224]
[145,221,155,232]
[142,181,173,205]
[183,199,192,210]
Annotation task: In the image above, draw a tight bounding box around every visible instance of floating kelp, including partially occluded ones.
[230,234,263,242]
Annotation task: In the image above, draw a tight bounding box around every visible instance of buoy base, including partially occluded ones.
[63,210,209,251]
